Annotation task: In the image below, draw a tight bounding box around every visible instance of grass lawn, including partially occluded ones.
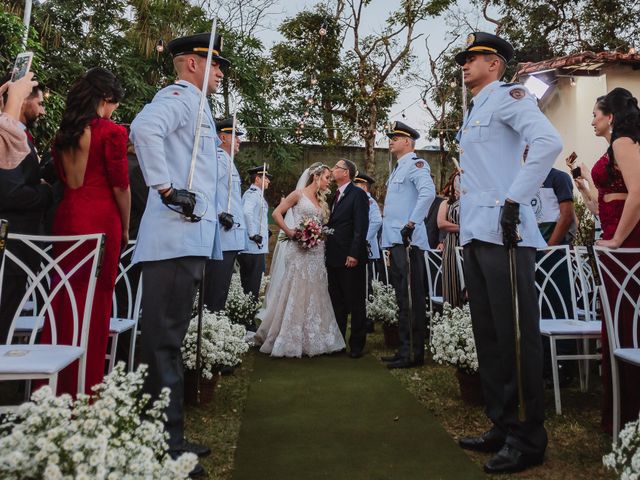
[185,329,615,479]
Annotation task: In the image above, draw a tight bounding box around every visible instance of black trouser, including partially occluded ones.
[203,250,239,312]
[139,256,205,449]
[0,237,41,343]
[327,263,367,353]
[389,245,427,362]
[463,241,547,456]
[238,253,265,301]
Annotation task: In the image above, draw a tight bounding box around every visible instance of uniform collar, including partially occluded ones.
[471,80,502,107]
[397,151,417,165]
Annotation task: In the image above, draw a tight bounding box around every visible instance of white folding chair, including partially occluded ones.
[107,241,142,373]
[454,246,465,292]
[0,233,104,409]
[593,247,640,442]
[535,245,601,415]
[425,249,443,311]
[573,246,602,321]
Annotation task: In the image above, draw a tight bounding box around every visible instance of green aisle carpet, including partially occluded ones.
[232,353,485,480]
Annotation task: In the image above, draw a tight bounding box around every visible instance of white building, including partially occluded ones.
[516,51,640,172]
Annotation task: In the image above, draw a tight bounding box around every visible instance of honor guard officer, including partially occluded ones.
[203,117,247,311]
[454,32,562,474]
[130,31,230,477]
[380,121,435,369]
[238,166,272,309]
[354,172,382,332]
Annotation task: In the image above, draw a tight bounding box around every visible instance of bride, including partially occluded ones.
[253,162,346,357]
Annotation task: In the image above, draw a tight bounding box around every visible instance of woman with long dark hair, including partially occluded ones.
[40,67,130,395]
[589,87,640,433]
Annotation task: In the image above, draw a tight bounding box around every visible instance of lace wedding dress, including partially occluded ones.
[254,192,346,357]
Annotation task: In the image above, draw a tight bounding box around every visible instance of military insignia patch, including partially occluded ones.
[415,161,424,168]
[466,33,475,46]
[509,88,526,100]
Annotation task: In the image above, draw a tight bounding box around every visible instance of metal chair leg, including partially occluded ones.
[550,337,562,415]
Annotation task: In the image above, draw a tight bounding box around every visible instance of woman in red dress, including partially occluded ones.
[588,88,640,433]
[40,67,130,395]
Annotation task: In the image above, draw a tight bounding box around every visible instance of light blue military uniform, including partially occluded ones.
[130,80,221,263]
[381,152,436,250]
[217,148,247,252]
[366,193,382,259]
[456,80,563,248]
[242,185,268,254]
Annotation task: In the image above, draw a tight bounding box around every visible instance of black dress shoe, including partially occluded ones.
[169,450,207,478]
[380,353,401,362]
[484,444,544,474]
[188,462,206,478]
[386,358,424,369]
[349,351,364,359]
[175,439,211,457]
[458,429,505,453]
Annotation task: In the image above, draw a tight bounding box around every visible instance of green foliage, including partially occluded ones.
[573,195,596,246]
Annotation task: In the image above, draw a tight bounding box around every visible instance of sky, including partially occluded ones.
[245,0,494,148]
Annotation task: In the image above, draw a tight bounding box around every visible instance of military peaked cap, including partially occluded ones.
[167,33,230,68]
[386,121,420,140]
[454,32,515,66]
[216,117,245,136]
[354,172,376,185]
[248,166,273,180]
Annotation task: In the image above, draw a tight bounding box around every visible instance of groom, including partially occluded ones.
[326,159,370,358]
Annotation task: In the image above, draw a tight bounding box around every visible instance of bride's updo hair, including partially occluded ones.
[305,162,331,221]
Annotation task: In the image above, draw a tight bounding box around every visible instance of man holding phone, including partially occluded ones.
[0,74,52,342]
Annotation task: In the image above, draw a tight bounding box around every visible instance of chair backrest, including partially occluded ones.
[594,247,640,351]
[535,245,579,320]
[111,240,142,321]
[1,233,105,347]
[573,246,602,321]
[425,249,443,298]
[454,246,465,291]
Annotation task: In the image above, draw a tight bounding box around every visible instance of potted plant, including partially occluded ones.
[224,273,261,329]
[366,279,399,348]
[182,309,249,404]
[0,364,197,479]
[430,303,482,405]
[603,414,640,478]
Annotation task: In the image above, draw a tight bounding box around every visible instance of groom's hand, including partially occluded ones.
[345,256,358,268]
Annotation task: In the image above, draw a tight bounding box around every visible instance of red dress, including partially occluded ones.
[40,117,129,395]
[591,152,640,433]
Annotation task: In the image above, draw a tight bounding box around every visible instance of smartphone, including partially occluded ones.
[571,166,582,179]
[10,52,34,82]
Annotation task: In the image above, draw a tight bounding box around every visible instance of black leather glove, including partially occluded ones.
[218,211,235,231]
[161,188,196,216]
[500,201,521,248]
[250,234,263,246]
[400,224,414,248]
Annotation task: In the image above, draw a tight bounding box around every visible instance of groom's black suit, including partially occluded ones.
[325,182,369,354]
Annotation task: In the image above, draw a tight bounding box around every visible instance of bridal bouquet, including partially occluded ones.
[285,216,333,250]
[430,303,478,374]
[0,364,197,479]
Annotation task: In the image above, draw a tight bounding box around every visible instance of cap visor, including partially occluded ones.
[454,51,469,66]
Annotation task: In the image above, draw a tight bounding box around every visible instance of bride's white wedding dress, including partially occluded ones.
[254,192,346,357]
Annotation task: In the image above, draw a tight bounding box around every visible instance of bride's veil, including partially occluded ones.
[260,166,312,313]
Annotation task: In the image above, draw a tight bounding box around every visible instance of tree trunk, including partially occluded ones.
[362,104,377,173]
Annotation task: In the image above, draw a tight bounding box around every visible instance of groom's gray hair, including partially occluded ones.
[338,158,357,180]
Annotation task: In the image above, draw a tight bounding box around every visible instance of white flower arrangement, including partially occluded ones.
[430,303,479,374]
[224,273,260,327]
[259,274,270,304]
[603,414,640,479]
[182,309,249,379]
[366,279,399,326]
[0,363,197,479]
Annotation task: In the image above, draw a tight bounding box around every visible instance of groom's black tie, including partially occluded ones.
[332,191,341,211]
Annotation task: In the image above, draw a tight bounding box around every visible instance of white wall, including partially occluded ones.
[537,64,640,174]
